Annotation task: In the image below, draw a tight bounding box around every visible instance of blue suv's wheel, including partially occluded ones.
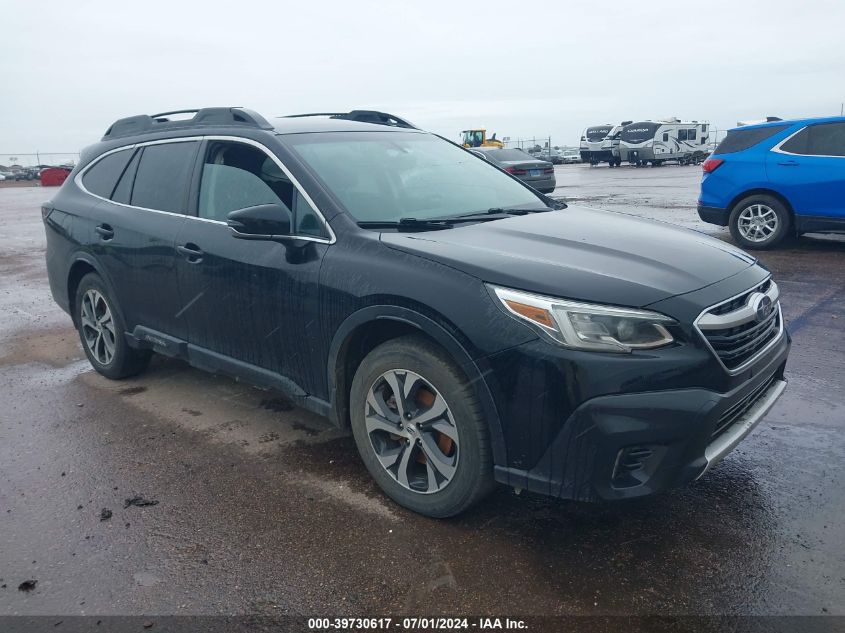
[729,194,791,250]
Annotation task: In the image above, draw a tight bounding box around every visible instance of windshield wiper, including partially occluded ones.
[357,218,455,231]
[357,206,561,232]
[481,207,555,215]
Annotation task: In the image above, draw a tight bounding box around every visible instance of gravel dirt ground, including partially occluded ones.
[1,167,843,618]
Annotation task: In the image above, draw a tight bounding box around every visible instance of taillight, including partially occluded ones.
[702,158,724,173]
[41,203,54,220]
[543,167,554,174]
[506,167,527,175]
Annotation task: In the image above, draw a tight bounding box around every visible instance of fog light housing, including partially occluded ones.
[611,445,660,488]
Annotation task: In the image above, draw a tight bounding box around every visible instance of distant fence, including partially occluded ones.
[0,152,80,168]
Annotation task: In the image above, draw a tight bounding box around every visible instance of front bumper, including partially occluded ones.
[491,330,789,502]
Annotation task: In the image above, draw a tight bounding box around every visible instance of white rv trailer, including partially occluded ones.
[579,122,632,166]
[579,124,613,165]
[597,122,632,167]
[618,119,710,166]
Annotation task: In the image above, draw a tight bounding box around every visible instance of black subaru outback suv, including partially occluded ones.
[43,107,789,517]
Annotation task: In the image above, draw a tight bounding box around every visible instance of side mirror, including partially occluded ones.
[227,203,292,240]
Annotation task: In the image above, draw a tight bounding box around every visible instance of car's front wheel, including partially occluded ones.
[349,335,494,517]
[728,195,791,250]
[75,273,151,379]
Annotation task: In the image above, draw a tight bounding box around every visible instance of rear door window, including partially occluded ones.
[82,149,134,199]
[715,125,789,154]
[130,141,199,213]
[782,122,845,157]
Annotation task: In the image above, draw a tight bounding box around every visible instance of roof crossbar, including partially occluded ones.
[102,107,273,140]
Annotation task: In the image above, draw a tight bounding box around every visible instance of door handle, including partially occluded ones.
[95,224,114,240]
[177,243,204,263]
[777,160,799,166]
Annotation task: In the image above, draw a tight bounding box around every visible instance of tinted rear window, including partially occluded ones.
[82,149,134,199]
[715,125,789,154]
[130,142,198,213]
[780,122,845,157]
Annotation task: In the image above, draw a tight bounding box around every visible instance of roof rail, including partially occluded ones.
[284,110,418,129]
[102,107,273,140]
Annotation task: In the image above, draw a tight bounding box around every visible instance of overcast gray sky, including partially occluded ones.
[2,0,844,159]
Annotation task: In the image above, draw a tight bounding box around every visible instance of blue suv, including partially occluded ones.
[698,117,845,249]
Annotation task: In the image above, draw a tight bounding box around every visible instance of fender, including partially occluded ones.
[66,250,120,323]
[327,305,508,468]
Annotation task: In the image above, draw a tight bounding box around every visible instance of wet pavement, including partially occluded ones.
[1,177,843,617]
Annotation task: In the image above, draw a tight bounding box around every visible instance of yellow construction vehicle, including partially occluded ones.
[461,129,504,149]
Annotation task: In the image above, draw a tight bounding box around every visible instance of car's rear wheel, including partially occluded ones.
[349,335,494,517]
[729,195,791,250]
[75,273,151,379]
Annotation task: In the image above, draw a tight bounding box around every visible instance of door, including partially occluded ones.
[768,121,845,219]
[83,140,200,340]
[175,138,331,394]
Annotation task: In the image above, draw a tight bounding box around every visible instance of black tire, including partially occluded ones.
[349,335,494,517]
[728,194,792,250]
[74,272,151,379]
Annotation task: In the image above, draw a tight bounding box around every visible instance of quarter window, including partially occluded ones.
[130,141,199,213]
[111,149,140,204]
[781,122,845,156]
[82,149,134,199]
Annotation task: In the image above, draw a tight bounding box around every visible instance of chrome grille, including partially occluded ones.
[696,278,783,372]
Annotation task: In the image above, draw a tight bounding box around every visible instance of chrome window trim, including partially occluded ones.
[693,277,785,375]
[771,124,845,159]
[74,135,336,244]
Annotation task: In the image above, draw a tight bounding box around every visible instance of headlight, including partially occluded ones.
[490,285,676,353]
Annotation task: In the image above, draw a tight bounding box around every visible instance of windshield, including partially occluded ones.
[285,131,545,222]
[621,122,660,143]
[585,126,611,142]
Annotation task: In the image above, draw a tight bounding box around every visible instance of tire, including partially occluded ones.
[74,272,151,379]
[728,195,792,250]
[349,335,494,517]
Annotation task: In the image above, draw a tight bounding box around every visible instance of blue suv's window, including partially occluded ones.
[781,122,845,157]
[715,125,788,154]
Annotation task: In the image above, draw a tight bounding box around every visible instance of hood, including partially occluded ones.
[380,206,757,308]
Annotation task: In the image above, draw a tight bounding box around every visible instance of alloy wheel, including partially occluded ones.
[364,369,459,494]
[80,289,116,365]
[737,204,778,243]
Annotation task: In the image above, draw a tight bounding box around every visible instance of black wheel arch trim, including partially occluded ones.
[327,305,507,467]
[728,189,795,223]
[66,251,120,325]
